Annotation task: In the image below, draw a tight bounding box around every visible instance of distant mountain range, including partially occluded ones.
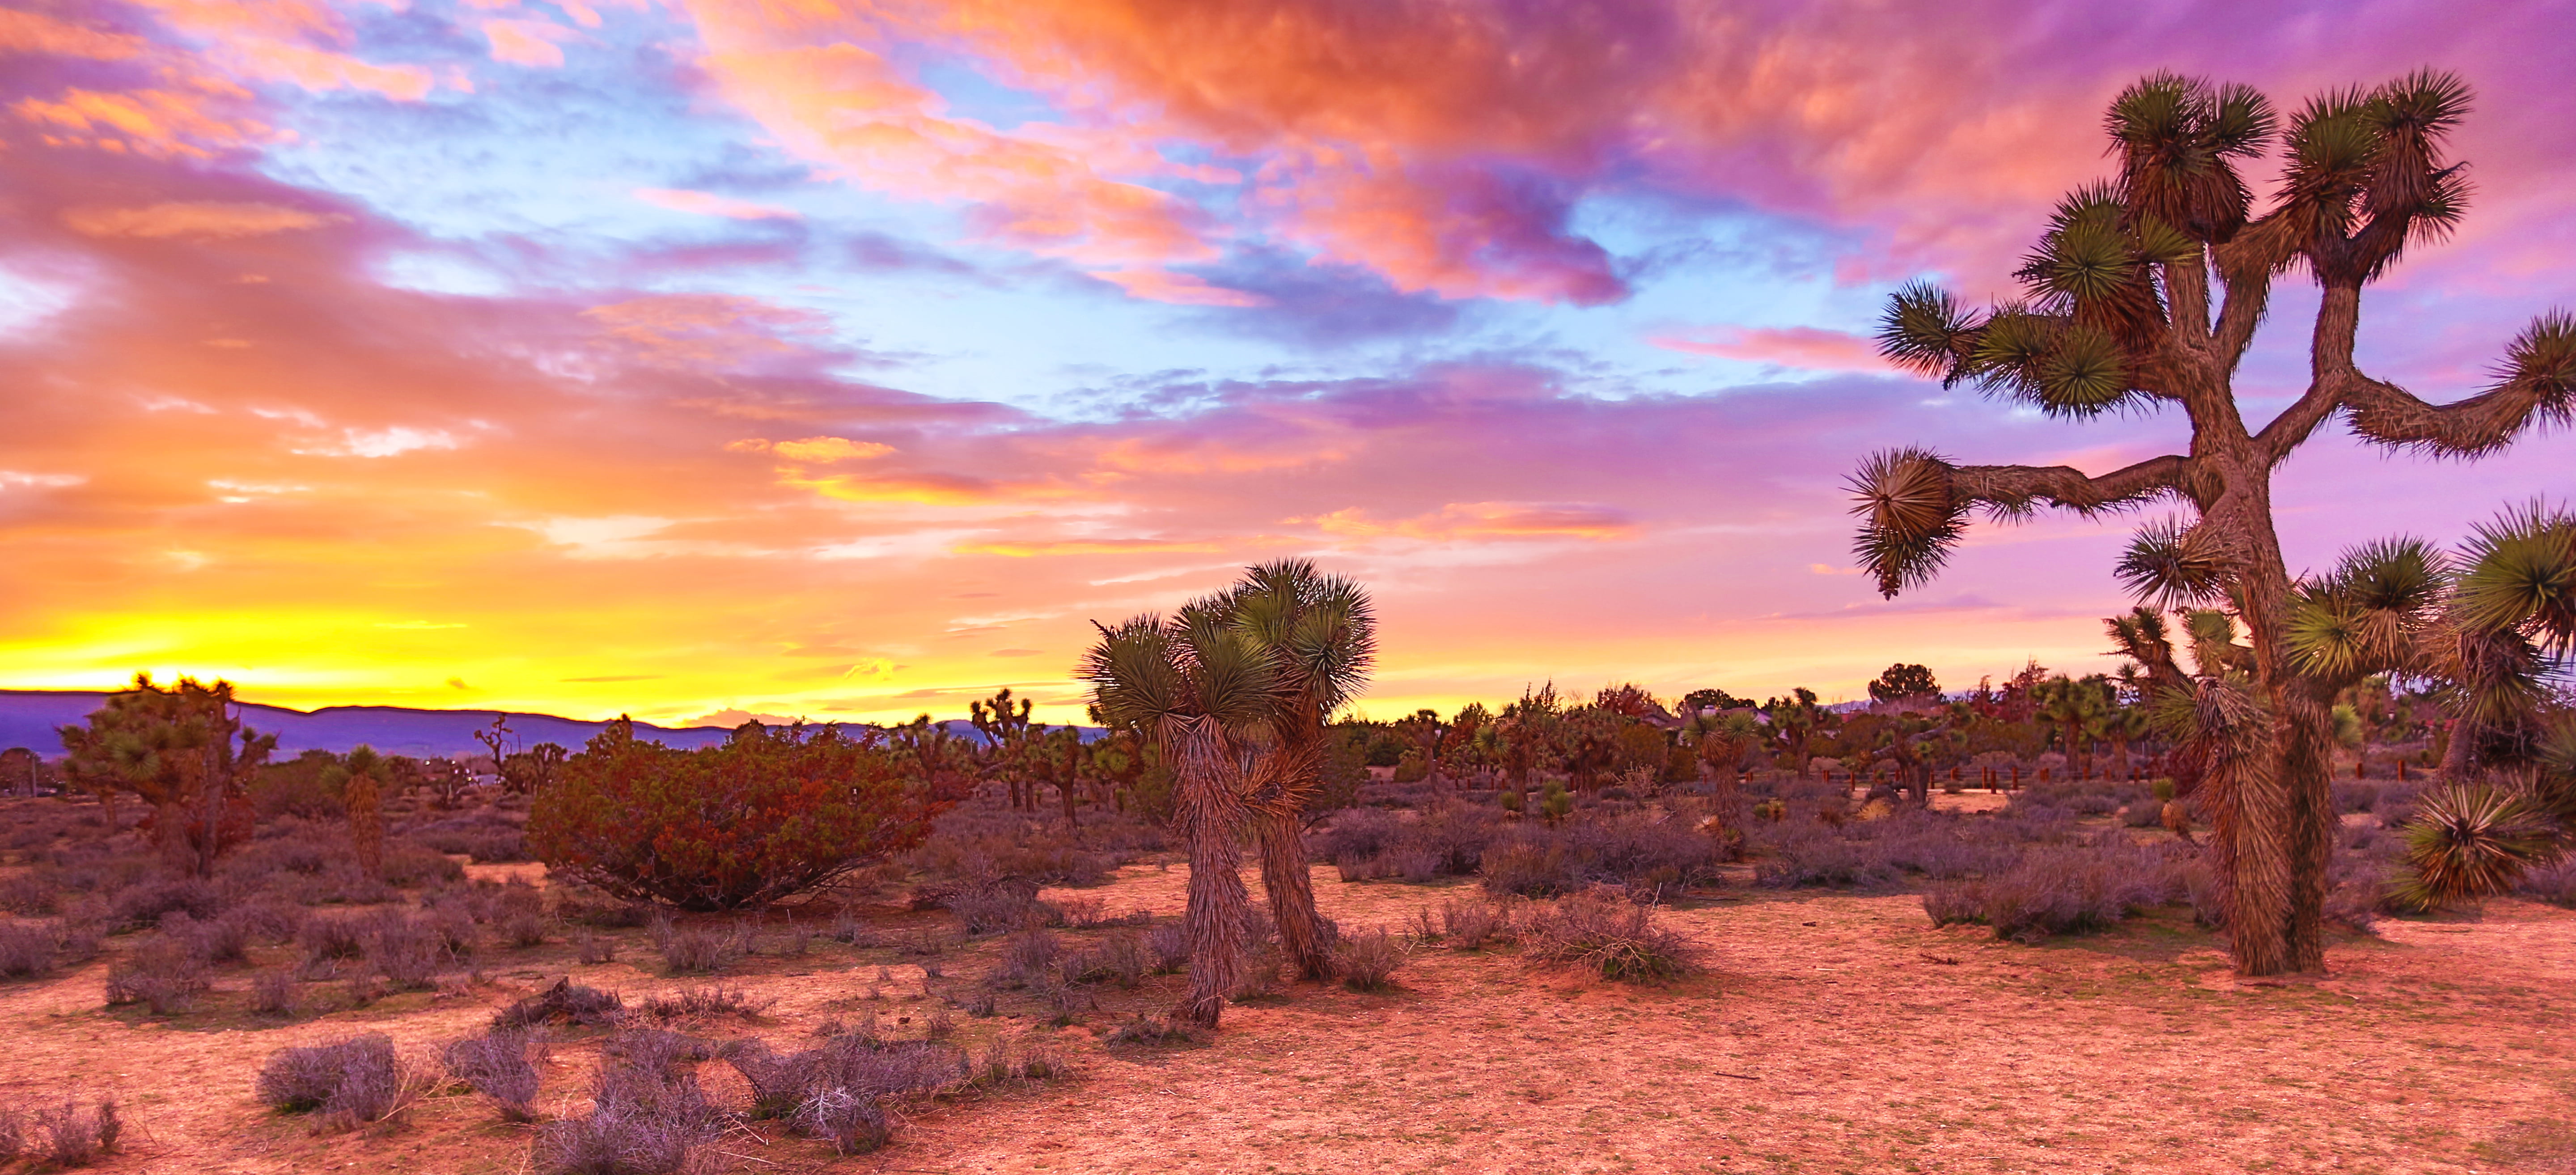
[0,690,742,758]
[0,691,1089,759]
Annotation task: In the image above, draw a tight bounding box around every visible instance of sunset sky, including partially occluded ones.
[3,0,2571,728]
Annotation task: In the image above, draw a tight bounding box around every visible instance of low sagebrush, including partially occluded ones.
[496,978,625,1029]
[442,1030,540,1120]
[104,941,208,1014]
[1437,897,1511,950]
[640,985,773,1022]
[0,923,57,980]
[21,1098,120,1168]
[575,932,618,964]
[258,1035,409,1128]
[652,923,733,976]
[251,969,301,1015]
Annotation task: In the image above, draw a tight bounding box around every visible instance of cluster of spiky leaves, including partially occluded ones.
[2452,501,2576,657]
[1844,447,1965,598]
[2267,70,2474,280]
[2389,784,2555,912]
[2114,518,2235,612]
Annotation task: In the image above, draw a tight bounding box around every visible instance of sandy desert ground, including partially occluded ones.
[3,845,2572,1175]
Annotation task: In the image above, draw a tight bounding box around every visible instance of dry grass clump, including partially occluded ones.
[251,968,301,1015]
[1103,1015,1207,1048]
[0,923,63,980]
[1522,889,1701,982]
[0,1098,123,1168]
[257,1034,419,1130]
[1060,931,1152,988]
[442,1030,540,1120]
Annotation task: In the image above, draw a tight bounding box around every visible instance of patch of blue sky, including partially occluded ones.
[903,57,1063,132]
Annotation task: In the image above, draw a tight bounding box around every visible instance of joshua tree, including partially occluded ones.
[344,745,385,876]
[1852,71,2572,974]
[1763,688,1835,778]
[58,674,275,876]
[969,688,1039,811]
[1218,560,1377,981]
[2032,675,2114,777]
[1080,605,1283,1027]
[1496,683,1561,814]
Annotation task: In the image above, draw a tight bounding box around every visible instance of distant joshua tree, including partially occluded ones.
[1850,71,2571,975]
[344,745,385,876]
[1867,664,1940,704]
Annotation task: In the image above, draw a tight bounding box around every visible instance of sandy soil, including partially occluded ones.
[4,860,2570,1175]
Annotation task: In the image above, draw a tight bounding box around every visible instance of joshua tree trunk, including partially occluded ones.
[1252,807,1334,980]
[1174,737,1248,1027]
[347,772,383,876]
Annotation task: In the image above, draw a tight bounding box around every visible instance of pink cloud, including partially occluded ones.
[1651,326,1890,373]
[633,187,801,221]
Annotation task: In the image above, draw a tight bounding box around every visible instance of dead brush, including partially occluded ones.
[1332,928,1407,992]
[573,932,618,964]
[535,1029,724,1175]
[495,977,625,1029]
[1103,1015,1206,1048]
[251,969,301,1015]
[990,929,1063,990]
[1523,888,1701,982]
[974,1039,1070,1083]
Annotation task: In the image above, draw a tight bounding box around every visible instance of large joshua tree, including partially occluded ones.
[1080,604,1284,1027]
[1223,560,1377,981]
[1852,71,2574,975]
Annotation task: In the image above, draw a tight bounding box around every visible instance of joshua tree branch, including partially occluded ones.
[2340,370,2571,457]
[1951,454,2193,516]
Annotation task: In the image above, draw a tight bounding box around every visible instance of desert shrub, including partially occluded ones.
[109,877,225,930]
[651,922,733,975]
[226,899,305,945]
[442,1031,540,1120]
[2519,859,2576,908]
[380,844,466,887]
[1437,896,1511,949]
[1922,841,2187,942]
[1144,923,1189,974]
[496,978,626,1029]
[362,912,453,989]
[1061,931,1151,988]
[499,908,549,949]
[0,873,61,916]
[791,1088,890,1155]
[993,930,1062,989]
[1479,841,1573,897]
[535,1031,724,1175]
[298,914,369,967]
[975,1038,1070,1083]
[252,968,301,1014]
[942,881,1060,937]
[558,891,653,929]
[258,1035,409,1127]
[575,933,619,964]
[1523,889,1699,981]
[1333,928,1405,991]
[529,721,950,911]
[726,1033,964,1156]
[0,923,58,980]
[2119,802,2164,828]
[401,810,530,862]
[1103,1015,1206,1048]
[104,940,208,1014]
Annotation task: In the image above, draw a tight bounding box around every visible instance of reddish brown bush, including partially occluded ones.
[529,721,951,911]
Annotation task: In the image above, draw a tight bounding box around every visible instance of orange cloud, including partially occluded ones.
[1650,326,1890,373]
[634,187,801,221]
[954,538,1226,557]
[771,437,895,463]
[0,8,147,59]
[13,88,269,157]
[60,201,346,239]
[1303,502,1640,544]
[582,294,827,366]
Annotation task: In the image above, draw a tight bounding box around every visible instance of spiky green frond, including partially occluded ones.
[2497,310,2576,421]
[1847,447,1965,599]
[1877,280,1973,378]
[2454,500,2576,654]
[2114,518,2229,610]
[1080,615,1186,733]
[2034,324,2131,414]
[2209,83,2277,157]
